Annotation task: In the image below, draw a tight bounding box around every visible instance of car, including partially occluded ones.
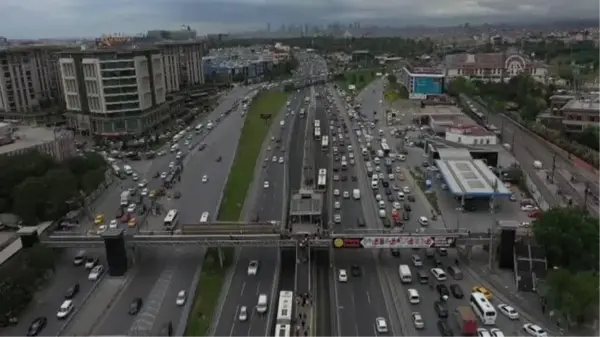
[109,219,118,229]
[56,300,74,319]
[404,203,412,212]
[434,301,448,318]
[403,186,411,193]
[128,217,137,228]
[343,191,350,198]
[96,224,107,234]
[375,317,388,333]
[351,264,361,276]
[341,175,347,181]
[450,284,464,298]
[437,319,453,336]
[472,286,493,300]
[411,312,424,329]
[477,328,492,337]
[490,328,505,337]
[333,174,340,181]
[334,214,341,223]
[94,214,104,225]
[279,157,284,164]
[263,181,269,188]
[129,298,143,315]
[392,184,400,191]
[334,201,341,209]
[392,202,401,209]
[521,204,537,211]
[338,269,348,282]
[88,265,104,280]
[169,161,175,169]
[247,260,259,275]
[351,175,357,181]
[202,175,208,183]
[412,255,423,267]
[523,323,547,337]
[375,193,382,201]
[272,156,277,162]
[388,174,395,180]
[127,203,136,213]
[65,283,80,299]
[403,212,410,221]
[85,257,98,269]
[141,188,148,196]
[138,179,147,188]
[498,304,519,319]
[73,250,86,266]
[238,306,248,321]
[333,189,340,196]
[176,290,187,306]
[27,317,47,336]
[132,173,139,181]
[160,172,167,179]
[418,216,428,226]
[407,195,416,202]
[436,284,450,300]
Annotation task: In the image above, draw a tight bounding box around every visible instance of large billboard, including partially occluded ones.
[413,76,443,95]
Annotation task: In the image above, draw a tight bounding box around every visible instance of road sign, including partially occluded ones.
[332,236,456,249]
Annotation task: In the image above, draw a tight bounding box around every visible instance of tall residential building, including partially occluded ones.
[156,41,205,93]
[0,45,65,122]
[59,47,169,137]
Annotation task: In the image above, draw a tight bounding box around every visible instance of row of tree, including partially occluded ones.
[533,208,599,328]
[0,245,57,325]
[0,150,108,226]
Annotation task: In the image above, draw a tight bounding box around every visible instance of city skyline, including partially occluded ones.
[1,0,598,39]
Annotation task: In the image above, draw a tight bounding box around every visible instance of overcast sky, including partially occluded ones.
[1,0,598,38]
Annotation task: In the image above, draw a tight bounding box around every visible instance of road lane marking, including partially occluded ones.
[366,291,371,304]
[255,281,261,295]
[240,281,246,296]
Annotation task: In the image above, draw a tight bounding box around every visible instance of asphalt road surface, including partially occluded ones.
[213,90,303,337]
[93,87,253,336]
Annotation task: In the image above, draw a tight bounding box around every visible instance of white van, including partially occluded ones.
[430,268,447,281]
[280,120,285,128]
[57,300,74,319]
[352,189,361,200]
[256,294,268,313]
[407,289,420,304]
[398,264,412,283]
[200,212,210,223]
[123,165,133,175]
[378,209,386,218]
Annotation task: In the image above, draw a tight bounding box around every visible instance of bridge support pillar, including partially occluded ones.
[17,226,40,248]
[217,248,224,268]
[102,228,128,277]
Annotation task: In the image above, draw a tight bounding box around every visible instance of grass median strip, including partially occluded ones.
[185,89,288,336]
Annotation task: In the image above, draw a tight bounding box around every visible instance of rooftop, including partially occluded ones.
[419,105,465,117]
[562,97,600,112]
[290,192,323,216]
[404,64,444,75]
[447,124,495,137]
[0,126,59,155]
[435,149,511,197]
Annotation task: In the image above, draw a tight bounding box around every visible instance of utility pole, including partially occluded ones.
[550,153,557,182]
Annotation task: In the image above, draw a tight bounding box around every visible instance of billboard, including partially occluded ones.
[413,77,443,95]
[332,236,457,249]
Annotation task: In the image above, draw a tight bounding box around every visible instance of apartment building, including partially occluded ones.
[156,41,205,93]
[0,45,65,122]
[59,47,170,137]
[540,95,600,133]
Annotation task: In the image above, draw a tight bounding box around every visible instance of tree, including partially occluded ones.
[43,168,78,220]
[575,126,599,151]
[12,177,49,226]
[532,207,599,272]
[81,168,106,194]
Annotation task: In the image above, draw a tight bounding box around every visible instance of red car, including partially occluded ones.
[528,210,541,219]
[120,213,130,222]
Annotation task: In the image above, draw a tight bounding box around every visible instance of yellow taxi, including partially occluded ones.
[472,286,493,300]
[94,214,104,225]
[128,217,137,228]
[149,190,156,198]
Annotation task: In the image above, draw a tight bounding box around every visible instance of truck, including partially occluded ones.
[120,190,130,206]
[454,306,477,336]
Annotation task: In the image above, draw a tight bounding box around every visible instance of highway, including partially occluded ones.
[213,90,305,337]
[90,87,254,336]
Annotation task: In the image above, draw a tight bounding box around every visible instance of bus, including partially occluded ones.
[321,135,329,150]
[381,142,390,156]
[314,119,320,129]
[276,290,294,324]
[314,127,321,140]
[317,168,327,189]
[164,209,179,230]
[274,324,291,337]
[469,292,497,325]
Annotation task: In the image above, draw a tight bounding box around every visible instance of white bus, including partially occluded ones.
[314,119,320,129]
[470,292,497,325]
[381,142,390,156]
[276,290,294,324]
[314,127,321,140]
[321,135,329,150]
[317,168,327,189]
[164,209,179,230]
[274,324,291,337]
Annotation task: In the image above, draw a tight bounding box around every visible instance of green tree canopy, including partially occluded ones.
[574,126,599,152]
[533,207,599,271]
[387,74,397,83]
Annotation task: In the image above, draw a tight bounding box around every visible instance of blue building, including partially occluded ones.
[399,64,445,100]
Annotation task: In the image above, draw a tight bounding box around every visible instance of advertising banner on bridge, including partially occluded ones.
[332,236,457,249]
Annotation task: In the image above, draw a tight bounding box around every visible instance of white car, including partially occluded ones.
[109,219,118,229]
[334,201,341,209]
[523,323,548,337]
[202,175,208,183]
[418,216,428,226]
[388,174,395,180]
[141,188,148,196]
[127,204,136,213]
[160,172,167,179]
[338,269,348,282]
[343,191,350,199]
[132,173,139,181]
[395,166,402,173]
[96,225,107,234]
[334,214,341,223]
[403,186,411,193]
[477,328,492,337]
[247,260,259,275]
[375,317,388,333]
[498,304,519,320]
[521,204,537,211]
[378,173,384,179]
[238,306,248,321]
[278,157,284,164]
[176,290,187,306]
[490,328,505,337]
[169,161,175,169]
[411,312,424,329]
[392,202,401,209]
[333,189,340,196]
[375,194,382,201]
[88,265,104,280]
[263,181,270,188]
[138,180,147,188]
[272,156,277,162]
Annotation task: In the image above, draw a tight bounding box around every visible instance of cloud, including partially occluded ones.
[0,0,597,38]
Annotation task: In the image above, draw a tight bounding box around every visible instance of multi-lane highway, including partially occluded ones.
[213,89,306,337]
[93,87,254,336]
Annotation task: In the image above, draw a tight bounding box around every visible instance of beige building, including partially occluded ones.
[541,95,600,133]
[0,45,65,122]
[156,41,205,93]
[444,52,548,83]
[0,123,76,160]
[59,47,169,137]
